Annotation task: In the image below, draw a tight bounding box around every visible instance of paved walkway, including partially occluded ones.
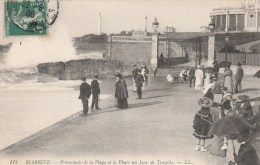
[0,76,259,165]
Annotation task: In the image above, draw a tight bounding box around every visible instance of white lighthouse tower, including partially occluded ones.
[98,12,102,35]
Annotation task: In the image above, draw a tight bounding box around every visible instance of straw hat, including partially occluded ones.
[238,95,250,101]
[198,97,213,108]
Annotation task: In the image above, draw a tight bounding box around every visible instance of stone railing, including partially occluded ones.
[111,36,152,42]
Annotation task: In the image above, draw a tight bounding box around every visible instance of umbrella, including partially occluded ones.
[203,67,214,73]
[253,70,260,78]
[218,61,232,68]
[208,117,252,137]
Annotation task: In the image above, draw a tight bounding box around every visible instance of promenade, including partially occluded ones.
[0,76,259,165]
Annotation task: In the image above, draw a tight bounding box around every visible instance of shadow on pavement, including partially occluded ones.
[128,101,162,109]
[242,88,260,93]
[142,94,175,99]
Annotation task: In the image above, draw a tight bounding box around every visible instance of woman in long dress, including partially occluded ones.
[204,73,211,88]
[115,73,129,109]
[195,66,204,90]
[223,66,234,94]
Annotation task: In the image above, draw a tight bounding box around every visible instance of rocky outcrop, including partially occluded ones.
[37,59,125,80]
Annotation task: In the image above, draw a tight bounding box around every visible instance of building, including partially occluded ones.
[211,0,260,32]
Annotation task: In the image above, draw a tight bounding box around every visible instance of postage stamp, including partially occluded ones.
[4,0,47,36]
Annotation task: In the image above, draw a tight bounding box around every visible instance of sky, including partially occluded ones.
[60,0,242,36]
[0,0,244,44]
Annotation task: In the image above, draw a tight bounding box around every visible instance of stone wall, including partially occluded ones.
[37,59,125,80]
[108,42,152,67]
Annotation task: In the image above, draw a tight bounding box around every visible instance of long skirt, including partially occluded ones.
[223,76,234,93]
[117,98,128,109]
[210,136,226,157]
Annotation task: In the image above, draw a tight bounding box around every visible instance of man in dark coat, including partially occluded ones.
[78,77,91,116]
[235,63,244,93]
[135,70,144,99]
[132,65,140,92]
[189,66,195,87]
[91,74,101,111]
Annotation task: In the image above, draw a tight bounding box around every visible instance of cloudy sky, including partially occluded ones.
[60,0,242,36]
[0,0,244,44]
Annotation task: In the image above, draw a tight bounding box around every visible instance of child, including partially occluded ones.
[193,97,214,151]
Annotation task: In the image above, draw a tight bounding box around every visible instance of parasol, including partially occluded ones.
[253,70,260,78]
[218,61,232,68]
[203,67,214,73]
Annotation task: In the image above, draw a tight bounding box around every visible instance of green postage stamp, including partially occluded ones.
[4,0,47,36]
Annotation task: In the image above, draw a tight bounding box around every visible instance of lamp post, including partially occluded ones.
[151,17,160,73]
[152,17,159,32]
[208,14,215,33]
[224,34,229,70]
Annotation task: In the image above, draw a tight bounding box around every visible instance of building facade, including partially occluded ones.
[211,0,260,32]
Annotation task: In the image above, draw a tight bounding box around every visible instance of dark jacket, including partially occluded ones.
[132,68,140,80]
[189,68,195,77]
[136,74,144,87]
[213,63,219,72]
[91,79,100,94]
[235,142,259,165]
[115,79,129,99]
[236,67,244,80]
[79,82,91,100]
[211,82,222,94]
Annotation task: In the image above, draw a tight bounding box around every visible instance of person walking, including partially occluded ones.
[78,77,91,116]
[144,66,149,86]
[223,65,234,94]
[189,66,195,87]
[115,73,129,109]
[195,66,204,90]
[91,74,101,111]
[235,63,244,94]
[132,65,139,92]
[136,70,144,99]
[193,97,214,152]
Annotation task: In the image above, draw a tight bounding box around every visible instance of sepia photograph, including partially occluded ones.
[0,0,260,164]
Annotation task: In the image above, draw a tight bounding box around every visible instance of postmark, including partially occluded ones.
[5,0,47,36]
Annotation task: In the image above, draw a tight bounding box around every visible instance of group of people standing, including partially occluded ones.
[193,88,259,164]
[78,74,101,116]
[78,65,150,114]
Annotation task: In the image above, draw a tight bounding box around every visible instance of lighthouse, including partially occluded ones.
[98,12,102,35]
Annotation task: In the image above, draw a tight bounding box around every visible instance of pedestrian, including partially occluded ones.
[132,65,139,92]
[115,73,129,109]
[144,66,149,86]
[189,66,195,87]
[91,74,101,111]
[193,97,214,152]
[213,61,219,79]
[223,65,234,94]
[78,77,91,116]
[234,129,259,165]
[135,70,144,99]
[195,65,204,90]
[235,63,244,94]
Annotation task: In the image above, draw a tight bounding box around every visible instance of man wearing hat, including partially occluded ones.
[79,77,91,116]
[91,74,101,111]
[235,63,244,94]
[211,77,222,103]
[238,95,255,124]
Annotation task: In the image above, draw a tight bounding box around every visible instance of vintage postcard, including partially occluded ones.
[0,0,260,165]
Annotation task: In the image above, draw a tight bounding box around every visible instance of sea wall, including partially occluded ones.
[37,59,125,80]
[108,42,152,66]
